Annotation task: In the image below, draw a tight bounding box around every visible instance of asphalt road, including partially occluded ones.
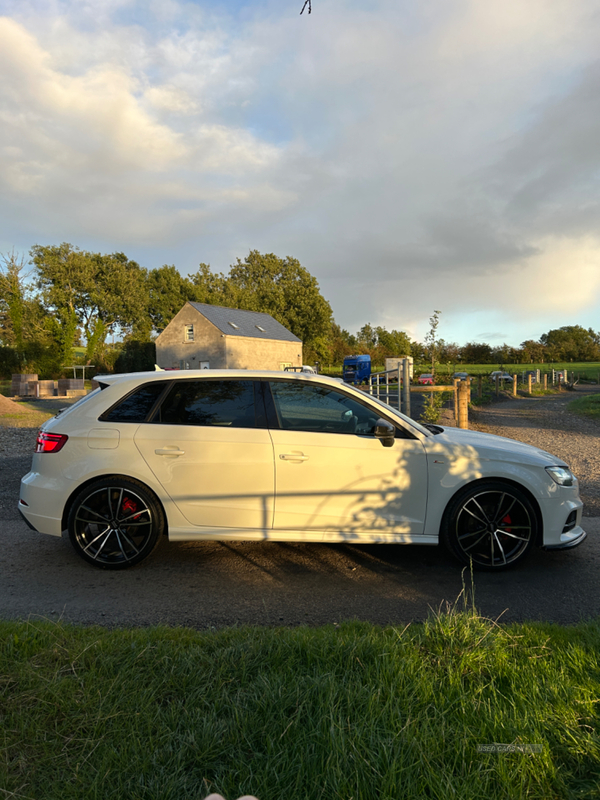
[2,510,598,629]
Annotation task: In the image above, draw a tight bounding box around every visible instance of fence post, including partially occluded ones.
[495,375,500,396]
[513,374,517,396]
[402,360,410,417]
[528,374,532,394]
[453,378,459,421]
[478,375,482,398]
[458,380,469,429]
[543,373,547,390]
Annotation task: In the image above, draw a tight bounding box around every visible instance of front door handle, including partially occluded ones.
[155,448,186,456]
[279,453,309,462]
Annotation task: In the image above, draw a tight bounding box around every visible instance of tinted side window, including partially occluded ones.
[101,382,168,422]
[156,380,256,427]
[269,381,380,434]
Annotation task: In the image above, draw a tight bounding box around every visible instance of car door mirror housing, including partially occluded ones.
[374,418,395,447]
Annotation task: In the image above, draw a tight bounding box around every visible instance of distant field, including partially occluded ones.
[425,362,600,380]
[326,363,600,383]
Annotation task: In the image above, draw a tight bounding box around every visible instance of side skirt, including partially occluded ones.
[167,527,439,545]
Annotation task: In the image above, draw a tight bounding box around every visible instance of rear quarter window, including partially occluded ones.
[100,382,168,422]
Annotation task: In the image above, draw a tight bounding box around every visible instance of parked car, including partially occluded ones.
[490,371,513,382]
[284,365,316,374]
[418,374,435,385]
[19,370,585,571]
[453,372,469,381]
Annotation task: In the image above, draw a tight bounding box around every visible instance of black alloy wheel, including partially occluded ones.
[442,481,537,570]
[67,478,164,569]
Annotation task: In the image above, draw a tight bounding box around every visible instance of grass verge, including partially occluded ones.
[568,394,600,419]
[2,603,600,800]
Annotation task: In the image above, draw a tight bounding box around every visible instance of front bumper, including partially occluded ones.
[542,527,587,550]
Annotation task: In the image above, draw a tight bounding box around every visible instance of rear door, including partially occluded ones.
[133,379,275,529]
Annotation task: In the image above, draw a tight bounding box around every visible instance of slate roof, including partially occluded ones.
[188,302,301,342]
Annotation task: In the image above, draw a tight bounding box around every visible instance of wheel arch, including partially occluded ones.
[441,476,544,546]
[61,474,169,536]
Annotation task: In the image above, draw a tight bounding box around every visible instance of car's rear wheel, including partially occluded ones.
[441,481,537,570]
[67,478,164,569]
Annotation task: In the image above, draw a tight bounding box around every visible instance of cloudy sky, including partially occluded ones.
[1,0,600,345]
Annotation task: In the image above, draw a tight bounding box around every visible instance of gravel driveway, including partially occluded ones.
[1,387,599,628]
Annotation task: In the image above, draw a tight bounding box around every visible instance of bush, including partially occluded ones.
[0,343,63,379]
[420,391,452,423]
[113,340,156,373]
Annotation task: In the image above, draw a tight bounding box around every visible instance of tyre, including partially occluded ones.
[67,478,164,569]
[441,481,537,570]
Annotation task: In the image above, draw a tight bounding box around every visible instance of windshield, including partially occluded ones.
[361,390,432,437]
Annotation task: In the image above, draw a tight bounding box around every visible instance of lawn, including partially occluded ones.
[1,602,599,800]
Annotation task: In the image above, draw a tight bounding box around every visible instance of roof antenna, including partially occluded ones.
[300,0,311,13]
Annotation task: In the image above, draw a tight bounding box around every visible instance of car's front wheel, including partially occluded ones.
[67,478,164,569]
[441,481,537,570]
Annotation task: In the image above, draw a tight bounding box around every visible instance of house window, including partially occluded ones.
[184,324,194,342]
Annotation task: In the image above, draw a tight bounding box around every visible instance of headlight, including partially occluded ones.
[545,466,575,486]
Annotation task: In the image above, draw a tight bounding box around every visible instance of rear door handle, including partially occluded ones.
[155,448,185,456]
[279,453,309,462]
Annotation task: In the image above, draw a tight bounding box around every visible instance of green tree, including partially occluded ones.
[357,323,378,350]
[518,339,546,364]
[189,263,231,306]
[460,341,494,363]
[375,327,412,357]
[147,265,197,332]
[227,251,333,355]
[410,340,426,362]
[424,310,441,375]
[31,244,149,364]
[0,251,27,349]
[539,326,600,361]
[0,251,53,356]
[327,322,355,364]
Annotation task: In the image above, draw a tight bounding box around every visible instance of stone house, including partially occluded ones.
[155,302,303,371]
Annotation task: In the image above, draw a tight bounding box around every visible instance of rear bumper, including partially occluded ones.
[18,506,39,532]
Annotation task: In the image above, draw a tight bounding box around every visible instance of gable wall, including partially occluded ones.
[155,305,226,369]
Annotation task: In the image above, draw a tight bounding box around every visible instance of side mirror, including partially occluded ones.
[374,418,395,447]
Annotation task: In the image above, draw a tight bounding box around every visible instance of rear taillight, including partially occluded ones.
[35,431,68,453]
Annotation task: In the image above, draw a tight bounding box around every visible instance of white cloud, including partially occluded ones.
[2,0,600,344]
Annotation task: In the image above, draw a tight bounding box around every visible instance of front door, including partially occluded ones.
[267,380,428,537]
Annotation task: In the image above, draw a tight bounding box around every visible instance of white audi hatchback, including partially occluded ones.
[19,370,586,570]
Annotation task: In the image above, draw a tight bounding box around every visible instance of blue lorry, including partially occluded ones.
[343,354,371,384]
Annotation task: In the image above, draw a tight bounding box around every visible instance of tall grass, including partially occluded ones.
[2,603,600,799]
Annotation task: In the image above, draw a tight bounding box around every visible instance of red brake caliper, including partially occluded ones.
[122,497,140,520]
[501,514,512,536]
